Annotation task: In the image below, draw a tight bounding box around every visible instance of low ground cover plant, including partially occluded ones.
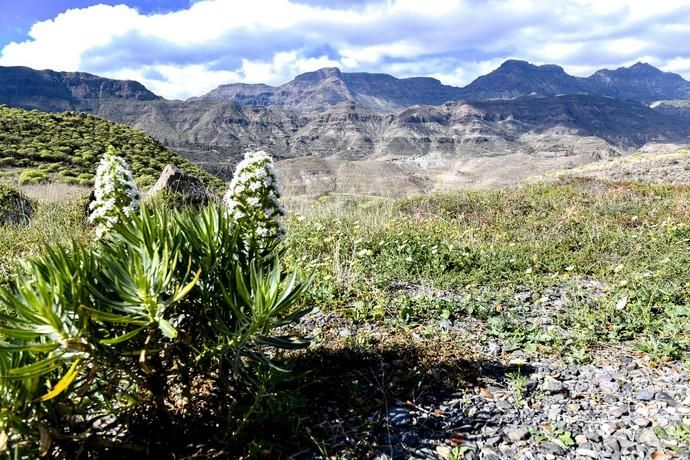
[285,179,690,361]
[0,149,309,457]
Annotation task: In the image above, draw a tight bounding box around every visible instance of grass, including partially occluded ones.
[0,189,88,286]
[2,176,688,361]
[284,177,690,362]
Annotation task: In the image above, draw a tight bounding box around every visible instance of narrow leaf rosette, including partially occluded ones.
[89,145,140,238]
[223,150,286,254]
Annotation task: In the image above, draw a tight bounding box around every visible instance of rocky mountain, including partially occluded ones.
[651,99,690,119]
[458,60,589,100]
[195,67,465,111]
[197,60,690,110]
[0,66,160,112]
[92,94,689,164]
[588,63,690,101]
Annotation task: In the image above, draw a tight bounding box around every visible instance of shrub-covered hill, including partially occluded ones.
[0,104,224,189]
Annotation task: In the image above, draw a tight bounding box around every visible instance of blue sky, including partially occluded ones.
[1,0,690,99]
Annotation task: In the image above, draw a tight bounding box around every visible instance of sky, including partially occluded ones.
[1,0,690,100]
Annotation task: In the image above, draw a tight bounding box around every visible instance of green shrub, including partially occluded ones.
[135,174,157,189]
[58,169,77,177]
[0,151,309,457]
[60,176,81,185]
[0,203,309,456]
[17,169,49,185]
[0,157,15,167]
[144,188,207,210]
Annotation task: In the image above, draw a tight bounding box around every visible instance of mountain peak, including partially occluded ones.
[498,59,535,70]
[630,61,657,70]
[292,67,343,83]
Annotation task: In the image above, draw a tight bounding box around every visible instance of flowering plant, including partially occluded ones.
[223,150,285,254]
[89,146,140,238]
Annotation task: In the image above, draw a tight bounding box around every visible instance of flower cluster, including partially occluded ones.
[224,150,285,253]
[89,146,140,238]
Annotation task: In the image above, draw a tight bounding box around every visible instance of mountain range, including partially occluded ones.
[193,60,690,111]
[1,60,689,192]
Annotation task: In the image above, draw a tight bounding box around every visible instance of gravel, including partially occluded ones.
[287,297,690,459]
[363,350,690,459]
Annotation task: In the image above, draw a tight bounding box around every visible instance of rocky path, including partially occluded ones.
[377,349,689,459]
[289,311,690,459]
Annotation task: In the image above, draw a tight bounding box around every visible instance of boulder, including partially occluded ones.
[0,183,33,225]
[146,164,211,207]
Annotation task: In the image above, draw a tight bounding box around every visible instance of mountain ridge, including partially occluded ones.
[193,60,690,111]
[3,60,690,114]
[0,65,161,112]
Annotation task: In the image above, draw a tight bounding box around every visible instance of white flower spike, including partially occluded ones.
[223,150,286,252]
[89,145,140,238]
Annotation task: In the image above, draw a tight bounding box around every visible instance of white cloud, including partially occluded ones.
[1,0,690,99]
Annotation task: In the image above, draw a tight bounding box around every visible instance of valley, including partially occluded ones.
[2,60,690,195]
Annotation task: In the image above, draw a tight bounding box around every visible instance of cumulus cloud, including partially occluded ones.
[1,0,690,99]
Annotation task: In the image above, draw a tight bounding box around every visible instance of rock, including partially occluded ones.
[146,164,210,206]
[479,448,502,460]
[599,380,621,393]
[637,428,660,446]
[632,416,651,427]
[495,399,513,411]
[610,405,628,418]
[400,431,419,447]
[485,435,501,446]
[487,341,501,354]
[575,434,588,445]
[600,423,617,436]
[504,426,530,442]
[576,448,599,458]
[540,441,565,455]
[387,406,412,428]
[585,431,603,443]
[439,319,453,330]
[0,183,32,225]
[637,388,656,401]
[655,391,678,406]
[542,377,564,393]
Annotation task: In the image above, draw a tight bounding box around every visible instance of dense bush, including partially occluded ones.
[0,151,308,457]
[17,168,48,185]
[0,105,224,190]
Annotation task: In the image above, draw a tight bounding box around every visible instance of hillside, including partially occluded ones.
[0,105,223,188]
[92,94,690,160]
[541,146,690,185]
